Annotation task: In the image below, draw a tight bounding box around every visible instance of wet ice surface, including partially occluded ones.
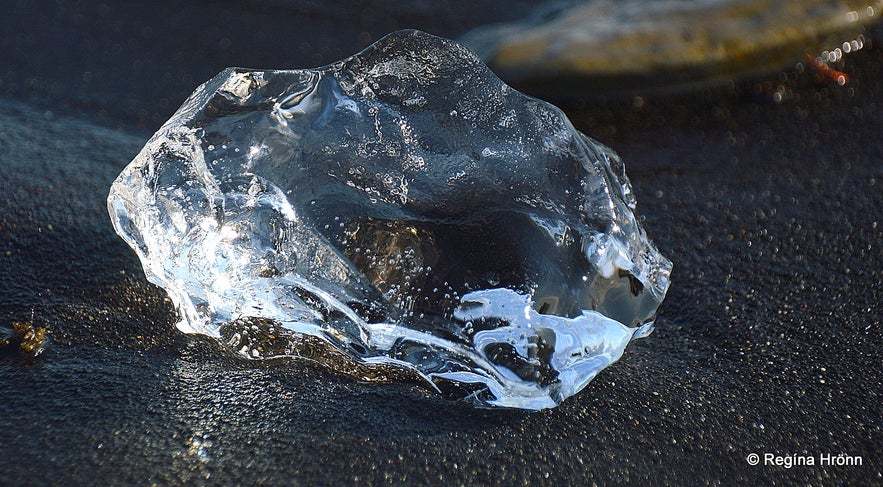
[108,30,671,409]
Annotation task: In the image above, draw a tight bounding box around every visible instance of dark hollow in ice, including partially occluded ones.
[108,30,672,409]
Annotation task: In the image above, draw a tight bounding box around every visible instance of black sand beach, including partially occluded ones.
[1,1,881,485]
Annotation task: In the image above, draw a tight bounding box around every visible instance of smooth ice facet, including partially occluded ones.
[108,30,672,409]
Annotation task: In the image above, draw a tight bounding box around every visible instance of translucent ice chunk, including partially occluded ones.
[108,30,672,410]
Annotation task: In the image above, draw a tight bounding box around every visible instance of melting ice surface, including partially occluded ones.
[108,30,672,410]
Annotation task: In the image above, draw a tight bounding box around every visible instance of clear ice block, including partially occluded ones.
[108,30,672,409]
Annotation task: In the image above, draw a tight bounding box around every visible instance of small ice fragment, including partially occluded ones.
[108,30,671,410]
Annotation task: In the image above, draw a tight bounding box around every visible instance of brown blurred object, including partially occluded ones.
[461,0,882,95]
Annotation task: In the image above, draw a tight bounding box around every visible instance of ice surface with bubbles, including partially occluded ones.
[108,30,671,409]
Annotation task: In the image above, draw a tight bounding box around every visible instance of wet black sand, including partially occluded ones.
[1,2,881,485]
